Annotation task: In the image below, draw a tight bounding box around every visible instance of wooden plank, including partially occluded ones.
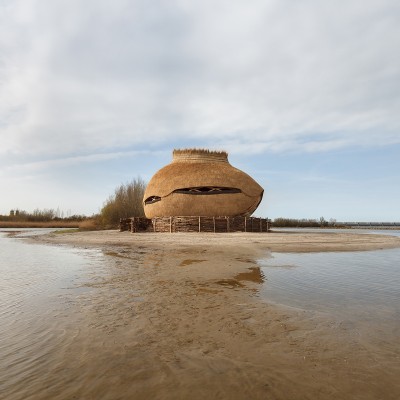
[138,216,270,233]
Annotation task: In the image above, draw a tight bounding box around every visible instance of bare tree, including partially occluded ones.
[101,177,146,227]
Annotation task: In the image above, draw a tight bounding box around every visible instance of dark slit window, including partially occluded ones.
[144,196,161,205]
[173,187,241,195]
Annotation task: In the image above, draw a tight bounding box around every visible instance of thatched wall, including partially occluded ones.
[143,149,264,218]
[120,216,271,233]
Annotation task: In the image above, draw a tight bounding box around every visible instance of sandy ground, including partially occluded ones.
[28,230,400,400]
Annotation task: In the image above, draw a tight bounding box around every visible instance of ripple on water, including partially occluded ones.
[0,231,104,399]
[258,247,400,336]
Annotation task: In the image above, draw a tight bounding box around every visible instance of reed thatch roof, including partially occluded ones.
[143,149,264,218]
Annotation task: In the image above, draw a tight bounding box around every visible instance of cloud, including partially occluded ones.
[0,149,165,178]
[1,0,400,160]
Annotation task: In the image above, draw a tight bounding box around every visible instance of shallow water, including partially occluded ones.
[259,229,400,341]
[0,229,107,398]
[1,228,400,399]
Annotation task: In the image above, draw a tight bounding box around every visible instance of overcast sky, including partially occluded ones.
[1,0,399,221]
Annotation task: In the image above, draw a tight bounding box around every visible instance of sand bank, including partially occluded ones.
[32,228,400,253]
[28,230,400,399]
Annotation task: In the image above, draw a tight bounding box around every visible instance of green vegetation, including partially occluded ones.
[99,178,146,228]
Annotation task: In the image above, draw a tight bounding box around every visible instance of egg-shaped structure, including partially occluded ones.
[143,149,264,218]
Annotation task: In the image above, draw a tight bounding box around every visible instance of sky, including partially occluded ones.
[1,0,399,221]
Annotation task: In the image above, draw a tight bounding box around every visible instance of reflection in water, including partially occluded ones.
[259,247,400,343]
[234,267,265,284]
[2,228,400,399]
[0,230,144,400]
[211,267,265,290]
[215,279,244,288]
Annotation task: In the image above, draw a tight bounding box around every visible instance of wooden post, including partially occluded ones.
[198,216,201,232]
[153,218,156,232]
[213,217,216,233]
[170,217,172,233]
[227,217,230,232]
[244,217,247,232]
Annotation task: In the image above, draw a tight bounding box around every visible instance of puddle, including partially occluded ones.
[234,267,265,284]
[179,259,207,267]
[103,251,134,259]
[215,279,244,288]
[258,247,400,324]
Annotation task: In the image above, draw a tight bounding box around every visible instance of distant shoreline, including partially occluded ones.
[0,221,80,228]
[273,226,400,230]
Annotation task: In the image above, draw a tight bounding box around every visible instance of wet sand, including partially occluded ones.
[29,230,400,400]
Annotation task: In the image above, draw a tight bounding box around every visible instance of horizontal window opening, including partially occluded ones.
[144,196,161,205]
[173,187,242,195]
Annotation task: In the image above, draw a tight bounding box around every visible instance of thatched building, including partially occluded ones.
[143,149,264,218]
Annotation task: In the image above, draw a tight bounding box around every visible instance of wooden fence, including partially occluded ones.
[120,216,271,233]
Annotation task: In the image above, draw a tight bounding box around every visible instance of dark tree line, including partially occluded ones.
[1,178,147,230]
[1,209,86,222]
[272,217,338,228]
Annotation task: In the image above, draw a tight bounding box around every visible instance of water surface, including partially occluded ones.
[259,229,400,341]
[0,229,114,399]
[1,228,400,399]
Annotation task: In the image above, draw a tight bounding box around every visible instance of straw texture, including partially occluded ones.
[143,149,264,218]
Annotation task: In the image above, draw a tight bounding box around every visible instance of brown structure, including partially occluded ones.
[143,149,264,218]
[120,216,270,233]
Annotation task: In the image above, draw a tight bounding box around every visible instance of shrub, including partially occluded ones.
[100,178,146,228]
[78,219,99,231]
